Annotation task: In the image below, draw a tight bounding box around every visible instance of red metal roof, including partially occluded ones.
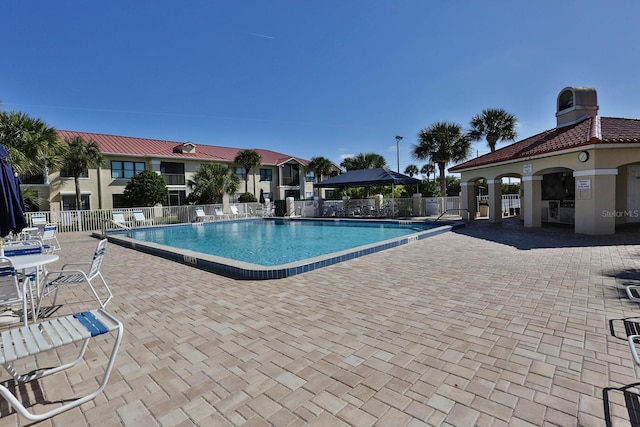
[450,116,640,171]
[56,130,309,166]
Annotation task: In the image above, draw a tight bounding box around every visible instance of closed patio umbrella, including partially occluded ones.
[0,143,28,237]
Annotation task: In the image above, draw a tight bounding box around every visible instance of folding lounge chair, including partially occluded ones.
[0,257,34,327]
[111,211,131,229]
[0,309,123,421]
[36,239,112,318]
[133,210,153,226]
[230,205,243,218]
[194,207,215,222]
[214,206,229,220]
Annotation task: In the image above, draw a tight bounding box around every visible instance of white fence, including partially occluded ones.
[24,194,522,233]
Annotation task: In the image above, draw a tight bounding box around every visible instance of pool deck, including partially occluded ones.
[1,218,639,425]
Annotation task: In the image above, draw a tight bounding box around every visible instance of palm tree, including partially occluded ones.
[413,121,471,197]
[340,152,386,171]
[404,164,419,177]
[469,108,518,153]
[420,164,435,182]
[234,149,262,196]
[62,136,105,210]
[188,163,240,204]
[307,156,334,184]
[0,111,64,176]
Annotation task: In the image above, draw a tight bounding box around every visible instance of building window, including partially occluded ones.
[60,168,89,178]
[281,164,300,186]
[112,194,126,209]
[305,171,314,183]
[260,169,272,181]
[111,161,145,179]
[62,194,90,210]
[235,167,246,179]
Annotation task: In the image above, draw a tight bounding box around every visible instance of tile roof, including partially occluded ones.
[56,130,309,166]
[450,116,640,171]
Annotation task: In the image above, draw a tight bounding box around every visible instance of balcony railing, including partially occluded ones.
[161,173,185,185]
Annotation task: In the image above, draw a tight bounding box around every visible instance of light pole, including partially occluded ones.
[395,135,403,173]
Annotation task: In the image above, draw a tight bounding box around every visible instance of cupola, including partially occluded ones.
[556,86,598,127]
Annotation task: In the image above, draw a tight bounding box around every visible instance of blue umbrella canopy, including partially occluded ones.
[0,143,28,237]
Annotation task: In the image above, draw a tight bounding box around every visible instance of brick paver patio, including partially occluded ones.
[1,219,639,426]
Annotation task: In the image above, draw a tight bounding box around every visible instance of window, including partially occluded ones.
[60,168,88,178]
[305,171,314,183]
[62,194,90,210]
[235,167,246,179]
[260,169,272,181]
[111,161,145,179]
[112,194,126,209]
[281,164,300,186]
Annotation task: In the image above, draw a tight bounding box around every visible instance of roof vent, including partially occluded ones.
[556,86,598,127]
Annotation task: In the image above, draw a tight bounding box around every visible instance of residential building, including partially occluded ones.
[450,86,640,235]
[25,130,324,212]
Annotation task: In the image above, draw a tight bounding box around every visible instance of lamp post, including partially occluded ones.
[395,135,403,173]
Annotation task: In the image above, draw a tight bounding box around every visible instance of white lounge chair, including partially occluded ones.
[133,210,153,226]
[36,239,112,317]
[112,211,131,229]
[194,207,215,222]
[230,205,242,218]
[0,309,123,422]
[214,206,229,220]
[0,257,34,326]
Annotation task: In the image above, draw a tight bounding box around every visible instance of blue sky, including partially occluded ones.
[2,1,639,174]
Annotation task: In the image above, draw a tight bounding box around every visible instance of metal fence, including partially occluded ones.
[24,194,522,234]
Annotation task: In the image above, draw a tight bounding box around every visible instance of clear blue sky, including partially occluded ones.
[2,1,639,174]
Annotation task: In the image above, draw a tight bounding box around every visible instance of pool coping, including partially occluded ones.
[97,218,463,280]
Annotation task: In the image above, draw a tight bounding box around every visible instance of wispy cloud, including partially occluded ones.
[246,32,275,40]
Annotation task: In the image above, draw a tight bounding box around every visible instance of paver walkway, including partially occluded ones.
[1,219,639,426]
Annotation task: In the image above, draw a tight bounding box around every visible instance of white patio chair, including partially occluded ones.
[230,205,242,218]
[0,257,34,326]
[194,207,215,222]
[111,211,131,229]
[36,239,112,318]
[133,210,153,226]
[0,309,123,422]
[214,207,229,220]
[37,224,61,252]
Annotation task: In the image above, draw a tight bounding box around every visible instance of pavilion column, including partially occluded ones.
[574,169,618,235]
[522,176,542,228]
[460,182,476,221]
[487,180,502,224]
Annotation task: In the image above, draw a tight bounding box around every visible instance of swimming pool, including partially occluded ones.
[104,218,457,279]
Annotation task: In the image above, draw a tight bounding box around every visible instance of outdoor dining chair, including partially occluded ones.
[36,238,112,318]
[37,224,61,252]
[0,257,34,326]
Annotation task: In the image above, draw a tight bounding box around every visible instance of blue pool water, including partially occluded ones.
[127,219,433,266]
[105,218,455,279]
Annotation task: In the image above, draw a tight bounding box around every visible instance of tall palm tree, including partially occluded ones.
[307,156,334,183]
[234,149,262,195]
[340,152,386,171]
[469,108,518,153]
[62,136,105,210]
[413,121,471,197]
[188,163,240,204]
[404,164,419,177]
